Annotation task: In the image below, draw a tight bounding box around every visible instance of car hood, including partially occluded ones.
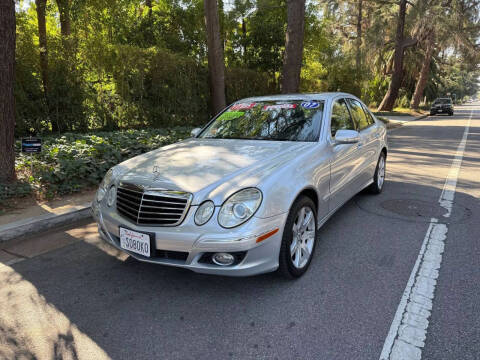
[117,138,313,203]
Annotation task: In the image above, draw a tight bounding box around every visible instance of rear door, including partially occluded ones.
[328,98,364,212]
[346,98,378,187]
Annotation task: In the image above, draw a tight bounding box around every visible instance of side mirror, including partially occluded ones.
[190,128,202,137]
[334,129,359,144]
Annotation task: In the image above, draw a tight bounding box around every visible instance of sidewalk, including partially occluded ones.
[0,190,94,242]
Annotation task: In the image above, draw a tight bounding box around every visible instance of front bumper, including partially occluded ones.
[91,200,288,276]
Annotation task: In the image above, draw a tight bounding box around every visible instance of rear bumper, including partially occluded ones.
[430,107,453,113]
[92,200,288,276]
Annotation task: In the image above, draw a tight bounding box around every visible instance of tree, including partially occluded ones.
[355,0,363,74]
[377,0,416,111]
[410,30,435,109]
[204,0,226,114]
[281,0,305,93]
[35,0,48,99]
[56,0,71,37]
[0,0,16,182]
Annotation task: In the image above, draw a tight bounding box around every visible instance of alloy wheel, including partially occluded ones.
[377,155,385,189]
[290,206,315,269]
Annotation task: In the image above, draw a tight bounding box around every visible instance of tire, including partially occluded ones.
[278,196,317,279]
[368,152,386,194]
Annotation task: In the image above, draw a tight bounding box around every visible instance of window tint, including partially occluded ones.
[330,98,355,137]
[347,99,370,130]
[362,104,375,126]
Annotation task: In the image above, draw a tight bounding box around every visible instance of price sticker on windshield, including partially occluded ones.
[301,101,320,109]
[230,103,256,110]
[263,104,297,111]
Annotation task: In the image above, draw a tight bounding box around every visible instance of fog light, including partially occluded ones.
[212,252,235,266]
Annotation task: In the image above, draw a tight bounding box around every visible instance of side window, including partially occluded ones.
[347,99,370,130]
[362,104,375,126]
[330,98,355,137]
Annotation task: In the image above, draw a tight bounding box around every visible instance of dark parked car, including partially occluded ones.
[430,98,454,116]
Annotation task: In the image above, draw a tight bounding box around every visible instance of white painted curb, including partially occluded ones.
[0,202,92,242]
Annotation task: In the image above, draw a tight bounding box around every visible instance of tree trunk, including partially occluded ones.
[410,36,435,109]
[204,0,226,115]
[36,0,48,97]
[56,0,71,37]
[355,0,363,74]
[377,0,408,111]
[281,0,306,93]
[242,18,247,64]
[0,0,16,182]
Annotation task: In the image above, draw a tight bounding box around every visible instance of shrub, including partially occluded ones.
[5,127,192,203]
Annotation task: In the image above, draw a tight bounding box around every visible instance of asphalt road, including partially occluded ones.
[1,104,479,360]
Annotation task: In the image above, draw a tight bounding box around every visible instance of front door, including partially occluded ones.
[328,98,364,212]
[346,98,379,186]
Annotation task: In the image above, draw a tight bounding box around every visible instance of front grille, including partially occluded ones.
[116,182,192,226]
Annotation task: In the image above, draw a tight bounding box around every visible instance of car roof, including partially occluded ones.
[236,92,357,103]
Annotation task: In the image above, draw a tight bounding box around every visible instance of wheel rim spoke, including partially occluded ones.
[290,238,298,256]
[302,210,313,232]
[294,246,301,267]
[303,230,315,242]
[301,245,310,262]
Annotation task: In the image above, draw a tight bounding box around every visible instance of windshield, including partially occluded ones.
[433,98,452,105]
[199,100,324,142]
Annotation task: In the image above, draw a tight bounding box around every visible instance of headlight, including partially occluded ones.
[218,188,262,228]
[96,187,106,203]
[194,201,215,225]
[106,185,116,207]
[96,168,115,203]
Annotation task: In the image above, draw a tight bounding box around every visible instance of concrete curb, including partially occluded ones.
[0,202,92,242]
[386,114,428,130]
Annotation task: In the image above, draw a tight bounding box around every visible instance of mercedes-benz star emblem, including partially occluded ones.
[153,165,160,180]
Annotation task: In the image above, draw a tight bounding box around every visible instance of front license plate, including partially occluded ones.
[119,227,151,257]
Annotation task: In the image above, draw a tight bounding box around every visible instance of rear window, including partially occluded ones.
[433,98,452,105]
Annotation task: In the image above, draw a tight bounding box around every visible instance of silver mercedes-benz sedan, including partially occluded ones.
[92,93,387,278]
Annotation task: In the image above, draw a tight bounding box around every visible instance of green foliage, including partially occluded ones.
[8,128,192,202]
[0,181,33,207]
[12,0,480,139]
[225,67,277,103]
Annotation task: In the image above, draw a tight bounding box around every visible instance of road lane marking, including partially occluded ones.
[379,109,473,360]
